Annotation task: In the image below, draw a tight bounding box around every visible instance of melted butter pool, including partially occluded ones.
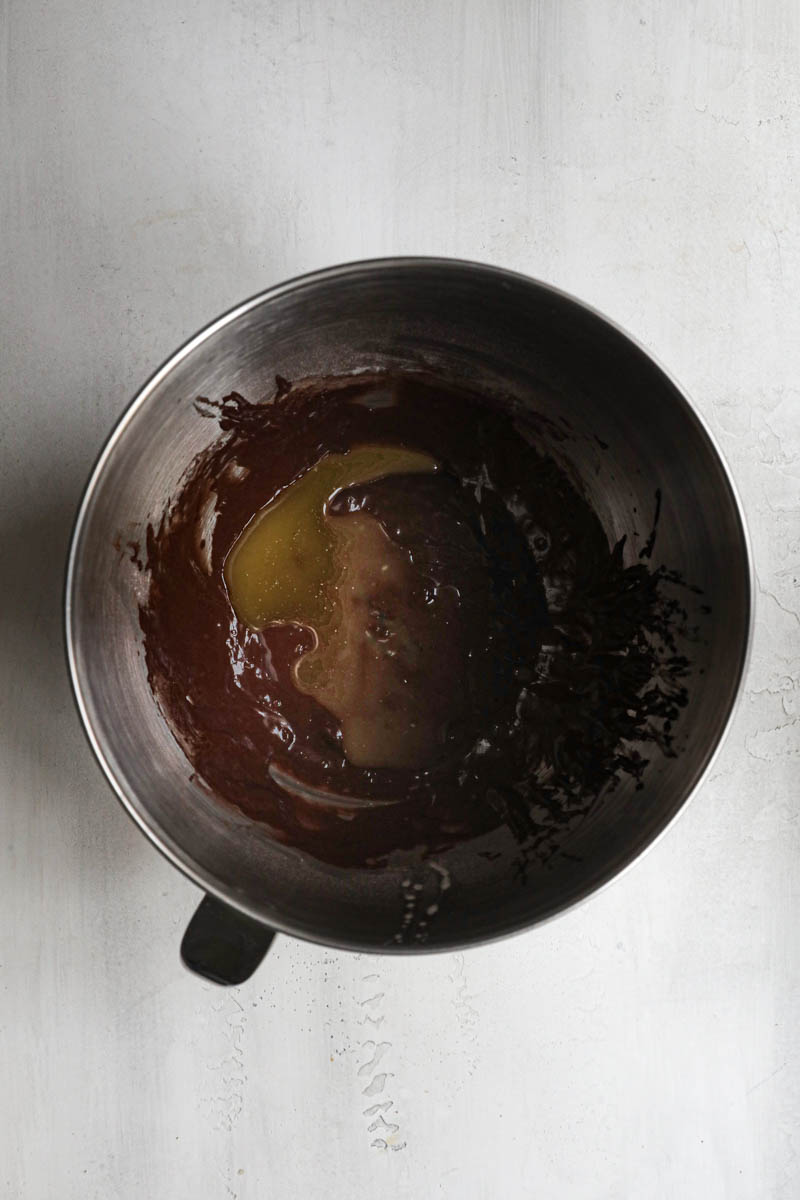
[224,444,438,632]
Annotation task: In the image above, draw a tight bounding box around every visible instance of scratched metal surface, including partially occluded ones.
[1,2,798,1197]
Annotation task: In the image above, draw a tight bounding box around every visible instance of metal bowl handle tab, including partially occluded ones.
[181,894,275,984]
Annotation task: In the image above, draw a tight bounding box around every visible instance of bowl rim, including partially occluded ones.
[64,256,756,955]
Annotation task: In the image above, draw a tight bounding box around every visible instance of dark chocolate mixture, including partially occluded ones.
[140,373,694,867]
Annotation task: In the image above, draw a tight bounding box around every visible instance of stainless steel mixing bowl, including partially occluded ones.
[65,258,753,983]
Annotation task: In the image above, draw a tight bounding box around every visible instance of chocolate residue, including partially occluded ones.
[639,487,662,561]
[139,372,698,868]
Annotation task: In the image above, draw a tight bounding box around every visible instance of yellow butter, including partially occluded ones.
[224,445,437,631]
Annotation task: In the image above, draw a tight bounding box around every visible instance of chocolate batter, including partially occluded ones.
[140,372,693,867]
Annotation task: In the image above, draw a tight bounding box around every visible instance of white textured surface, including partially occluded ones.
[1,2,798,1196]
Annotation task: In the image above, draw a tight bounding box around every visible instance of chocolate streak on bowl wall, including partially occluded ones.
[139,373,700,869]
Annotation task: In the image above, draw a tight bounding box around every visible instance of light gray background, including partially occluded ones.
[1,2,798,1197]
